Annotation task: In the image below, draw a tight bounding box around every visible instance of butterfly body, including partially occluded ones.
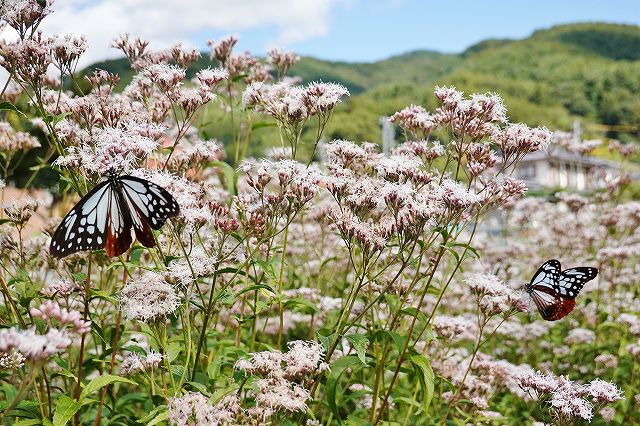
[50,170,180,258]
[525,259,598,321]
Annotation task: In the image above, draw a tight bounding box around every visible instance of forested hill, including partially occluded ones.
[83,22,640,143]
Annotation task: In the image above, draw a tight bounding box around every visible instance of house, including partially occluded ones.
[504,148,621,191]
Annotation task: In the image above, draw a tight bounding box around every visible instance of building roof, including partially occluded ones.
[498,148,621,169]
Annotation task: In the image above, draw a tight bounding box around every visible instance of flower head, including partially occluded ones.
[120,272,180,322]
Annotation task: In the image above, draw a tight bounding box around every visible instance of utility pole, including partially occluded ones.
[380,116,395,155]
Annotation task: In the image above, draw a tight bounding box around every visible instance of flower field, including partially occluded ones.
[0,2,638,425]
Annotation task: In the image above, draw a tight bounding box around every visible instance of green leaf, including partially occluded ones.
[251,121,276,130]
[80,375,137,400]
[137,405,167,424]
[71,272,87,282]
[207,359,221,381]
[170,365,185,378]
[88,288,118,303]
[14,420,42,426]
[398,307,428,332]
[235,284,275,297]
[326,355,365,422]
[0,101,25,116]
[214,287,235,305]
[166,342,182,363]
[283,298,319,314]
[146,411,168,426]
[91,321,107,344]
[372,329,406,353]
[345,334,369,364]
[450,242,480,260]
[345,415,370,426]
[441,244,460,263]
[186,381,211,396]
[253,259,278,286]
[210,160,237,201]
[52,396,83,426]
[409,354,435,415]
[52,112,71,126]
[317,332,333,353]
[209,384,240,404]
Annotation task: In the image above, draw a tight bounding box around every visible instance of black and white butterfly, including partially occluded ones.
[525,259,598,321]
[50,169,180,258]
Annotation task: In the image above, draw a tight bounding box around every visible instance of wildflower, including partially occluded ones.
[0,33,53,84]
[0,350,26,370]
[120,272,180,322]
[466,273,527,316]
[325,140,368,168]
[0,122,41,151]
[268,48,299,77]
[283,341,329,378]
[207,35,239,64]
[165,247,217,288]
[608,139,638,157]
[465,142,497,176]
[142,63,185,93]
[0,0,52,34]
[599,407,616,422]
[2,196,39,225]
[177,86,216,116]
[390,104,438,136]
[376,155,431,184]
[518,371,623,423]
[587,379,624,403]
[254,377,311,413]
[195,67,228,87]
[47,33,87,71]
[434,85,464,107]
[593,353,618,369]
[493,123,552,161]
[54,125,158,175]
[330,208,388,253]
[304,82,349,114]
[433,315,474,340]
[30,301,91,334]
[564,328,595,345]
[120,353,146,374]
[121,351,163,373]
[168,392,216,426]
[0,327,72,360]
[438,179,481,211]
[169,42,200,68]
[41,278,82,298]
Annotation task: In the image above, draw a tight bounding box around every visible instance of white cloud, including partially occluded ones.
[33,0,339,67]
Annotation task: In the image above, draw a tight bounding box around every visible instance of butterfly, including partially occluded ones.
[525,259,598,321]
[50,169,180,258]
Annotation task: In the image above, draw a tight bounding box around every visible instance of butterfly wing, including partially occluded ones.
[118,175,180,248]
[50,181,111,258]
[527,259,576,321]
[529,286,576,321]
[527,260,598,321]
[50,180,133,258]
[557,267,598,299]
[104,185,133,257]
[528,259,560,291]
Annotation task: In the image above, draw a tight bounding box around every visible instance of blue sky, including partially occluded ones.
[32,0,640,66]
[235,0,640,61]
